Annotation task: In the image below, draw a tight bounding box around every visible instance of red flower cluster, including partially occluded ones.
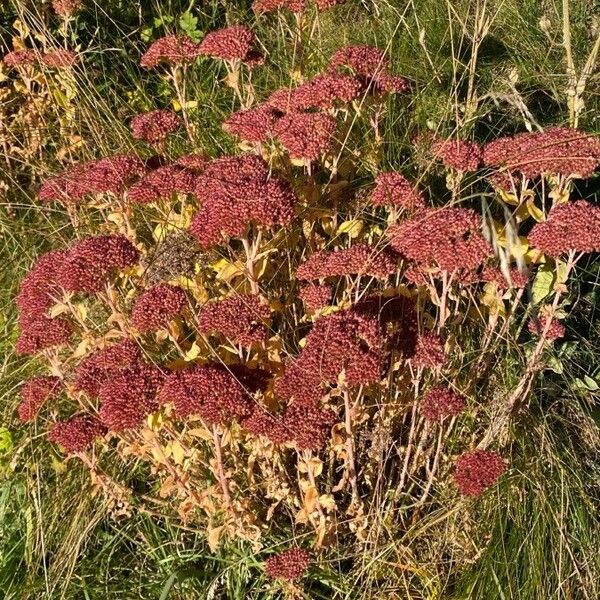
[528,200,600,257]
[131,284,187,333]
[198,25,257,62]
[253,0,305,13]
[127,165,197,203]
[159,364,256,425]
[52,0,82,16]
[409,332,446,369]
[296,244,399,280]
[276,309,382,404]
[268,73,363,111]
[272,112,336,160]
[388,208,492,273]
[527,316,565,340]
[140,35,202,68]
[39,154,145,203]
[419,387,465,421]
[57,235,139,293]
[328,44,408,94]
[370,172,425,210]
[48,415,107,454]
[299,283,332,310]
[16,317,73,356]
[189,155,296,248]
[17,376,62,422]
[74,339,141,397]
[432,138,482,172]
[99,363,165,430]
[222,105,280,143]
[198,294,270,346]
[454,450,506,496]
[130,109,182,144]
[483,127,600,179]
[3,50,36,67]
[265,548,311,581]
[481,265,529,290]
[314,0,346,9]
[41,49,78,68]
[174,153,207,171]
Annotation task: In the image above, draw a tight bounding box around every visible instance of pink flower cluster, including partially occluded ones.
[223,105,281,143]
[299,283,332,310]
[98,363,166,430]
[130,109,182,144]
[481,265,529,290]
[127,165,198,203]
[41,49,78,68]
[198,25,258,63]
[528,200,600,257]
[419,387,465,421]
[3,50,36,67]
[159,364,258,425]
[15,317,73,356]
[269,73,363,111]
[198,295,270,346]
[527,317,565,340]
[140,35,203,68]
[388,208,492,273]
[56,235,139,293]
[454,450,506,496]
[52,0,82,16]
[39,154,145,203]
[276,309,382,404]
[253,0,306,13]
[328,44,409,94]
[17,376,62,422]
[483,127,600,179]
[265,548,311,580]
[409,332,446,369]
[48,415,107,454]
[131,284,187,333]
[74,340,141,397]
[432,138,482,172]
[296,244,399,280]
[3,49,78,69]
[189,155,296,248]
[370,172,425,210]
[272,112,336,160]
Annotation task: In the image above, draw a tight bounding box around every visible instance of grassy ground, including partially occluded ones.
[1,0,600,598]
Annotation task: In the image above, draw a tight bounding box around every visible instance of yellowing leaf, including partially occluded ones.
[212,258,244,282]
[184,341,201,361]
[531,263,555,304]
[498,187,520,206]
[337,219,364,238]
[304,485,318,514]
[526,198,545,222]
[171,441,185,465]
[207,526,224,552]
[49,303,69,318]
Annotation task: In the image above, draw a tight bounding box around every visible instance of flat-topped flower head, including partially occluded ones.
[57,234,139,294]
[483,127,600,179]
[140,35,202,68]
[409,332,446,368]
[265,548,311,581]
[130,109,182,144]
[189,155,296,248]
[419,387,466,421]
[18,376,62,422]
[253,0,306,13]
[198,294,270,346]
[99,363,166,431]
[198,25,256,62]
[370,172,425,210]
[299,283,332,311]
[127,165,197,204]
[283,403,337,450]
[432,138,482,172]
[3,50,36,68]
[131,284,187,333]
[223,105,280,143]
[454,450,506,496]
[159,364,255,425]
[52,0,82,16]
[48,415,107,455]
[388,207,492,273]
[16,317,73,356]
[273,112,336,161]
[296,244,399,280]
[328,44,388,76]
[528,200,600,257]
[527,316,565,340]
[41,49,78,68]
[74,340,141,397]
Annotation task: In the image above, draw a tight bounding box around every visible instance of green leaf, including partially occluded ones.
[531,263,555,305]
[0,428,13,455]
[179,12,202,42]
[583,375,599,391]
